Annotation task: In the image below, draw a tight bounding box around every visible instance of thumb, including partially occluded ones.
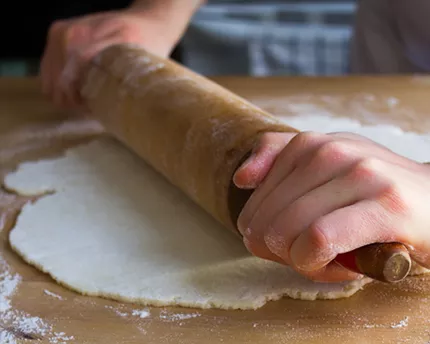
[233,132,297,189]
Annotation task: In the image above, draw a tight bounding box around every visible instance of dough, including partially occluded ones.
[5,115,430,310]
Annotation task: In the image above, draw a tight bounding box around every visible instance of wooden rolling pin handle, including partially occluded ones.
[335,243,411,283]
[228,151,412,283]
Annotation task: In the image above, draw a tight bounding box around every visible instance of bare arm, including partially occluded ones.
[40,0,207,108]
[129,0,207,49]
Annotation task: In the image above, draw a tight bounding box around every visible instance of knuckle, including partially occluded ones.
[314,140,350,163]
[350,158,382,180]
[379,183,409,215]
[279,131,326,162]
[292,131,323,147]
[65,24,87,44]
[256,132,297,155]
[119,27,138,41]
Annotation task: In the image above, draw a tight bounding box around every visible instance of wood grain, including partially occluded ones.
[1,76,430,343]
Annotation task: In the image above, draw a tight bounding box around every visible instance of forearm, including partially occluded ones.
[129,0,206,44]
[130,0,206,14]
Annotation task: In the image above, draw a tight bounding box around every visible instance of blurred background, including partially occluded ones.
[182,0,357,76]
[0,0,357,77]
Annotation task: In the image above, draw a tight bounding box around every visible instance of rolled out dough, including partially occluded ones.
[5,115,430,310]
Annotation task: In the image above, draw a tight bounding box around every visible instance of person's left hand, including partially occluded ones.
[233,131,430,282]
[40,7,181,110]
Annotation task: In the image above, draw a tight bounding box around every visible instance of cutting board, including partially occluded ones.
[1,76,430,344]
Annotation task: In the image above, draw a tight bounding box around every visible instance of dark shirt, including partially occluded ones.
[1,1,130,59]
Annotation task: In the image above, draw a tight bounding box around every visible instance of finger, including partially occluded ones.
[264,158,389,267]
[59,23,94,107]
[289,198,398,273]
[237,131,330,233]
[246,139,363,249]
[245,133,419,249]
[40,20,68,98]
[51,23,74,107]
[60,36,121,107]
[294,261,362,282]
[91,16,125,40]
[233,132,297,189]
[242,237,285,265]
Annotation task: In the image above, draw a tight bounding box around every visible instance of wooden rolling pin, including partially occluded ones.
[80,44,411,283]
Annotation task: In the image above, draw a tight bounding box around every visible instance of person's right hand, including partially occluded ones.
[233,131,430,282]
[40,6,182,110]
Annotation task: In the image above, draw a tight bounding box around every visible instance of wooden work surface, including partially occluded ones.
[1,76,430,343]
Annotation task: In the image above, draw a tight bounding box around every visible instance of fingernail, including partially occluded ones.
[264,227,286,257]
[290,241,312,271]
[243,227,252,237]
[237,222,252,238]
[233,152,258,189]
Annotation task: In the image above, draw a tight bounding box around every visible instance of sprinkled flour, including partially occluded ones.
[132,309,150,319]
[105,305,130,318]
[390,316,409,329]
[363,316,409,330]
[105,305,151,319]
[104,305,201,323]
[159,311,201,322]
[44,289,64,300]
[0,257,73,343]
[0,259,20,313]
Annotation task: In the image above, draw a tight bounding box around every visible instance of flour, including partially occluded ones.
[363,316,409,329]
[0,257,73,343]
[0,259,20,313]
[105,305,201,323]
[44,289,64,300]
[1,305,75,344]
[159,311,201,322]
[390,316,409,329]
[105,305,129,317]
[131,309,150,319]
[105,305,151,319]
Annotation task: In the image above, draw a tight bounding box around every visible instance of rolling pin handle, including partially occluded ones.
[335,242,412,283]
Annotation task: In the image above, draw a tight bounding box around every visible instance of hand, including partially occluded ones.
[40,7,182,109]
[234,131,430,282]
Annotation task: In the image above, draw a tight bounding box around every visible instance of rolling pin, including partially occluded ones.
[80,44,411,283]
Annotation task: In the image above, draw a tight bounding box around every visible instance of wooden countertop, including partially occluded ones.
[1,76,430,343]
